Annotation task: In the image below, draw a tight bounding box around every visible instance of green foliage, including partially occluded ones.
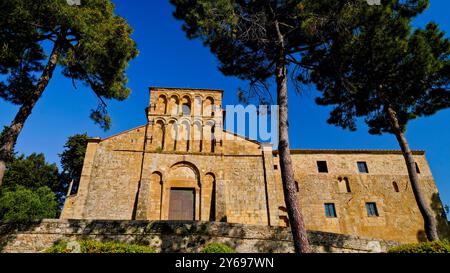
[46,240,156,253]
[307,0,449,135]
[0,0,139,130]
[3,153,63,194]
[170,0,359,102]
[59,133,88,194]
[0,186,58,221]
[388,240,450,253]
[200,243,235,253]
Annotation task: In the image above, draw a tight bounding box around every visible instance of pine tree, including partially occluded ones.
[170,0,368,252]
[0,0,138,185]
[306,0,449,241]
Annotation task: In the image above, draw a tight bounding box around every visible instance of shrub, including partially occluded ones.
[388,240,450,253]
[200,243,235,253]
[46,240,156,253]
[0,186,58,221]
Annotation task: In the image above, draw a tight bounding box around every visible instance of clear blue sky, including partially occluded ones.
[0,1,449,208]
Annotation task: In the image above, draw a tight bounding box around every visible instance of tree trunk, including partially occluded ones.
[0,37,63,187]
[386,106,439,241]
[274,20,311,253]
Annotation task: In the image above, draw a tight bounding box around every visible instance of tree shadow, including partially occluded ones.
[0,220,43,253]
[430,193,450,240]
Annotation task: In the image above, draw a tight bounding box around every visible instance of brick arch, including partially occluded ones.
[168,161,201,185]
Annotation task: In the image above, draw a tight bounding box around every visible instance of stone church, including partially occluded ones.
[61,87,447,243]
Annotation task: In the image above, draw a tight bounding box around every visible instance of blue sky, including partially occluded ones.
[0,0,449,208]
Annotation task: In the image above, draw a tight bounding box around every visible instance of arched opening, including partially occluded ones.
[153,120,165,151]
[164,162,201,221]
[165,121,177,151]
[393,181,400,193]
[168,95,179,115]
[136,171,162,220]
[203,97,214,117]
[203,173,216,221]
[177,120,191,152]
[156,95,167,114]
[181,95,191,116]
[294,181,299,192]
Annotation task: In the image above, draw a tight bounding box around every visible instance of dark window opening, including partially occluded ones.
[415,162,421,174]
[317,161,329,173]
[274,165,278,170]
[357,162,369,173]
[295,181,299,192]
[366,202,379,217]
[325,203,337,218]
[393,182,400,193]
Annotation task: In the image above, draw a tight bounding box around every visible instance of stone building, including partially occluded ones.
[61,87,448,244]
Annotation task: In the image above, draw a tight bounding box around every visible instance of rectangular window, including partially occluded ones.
[415,162,421,174]
[366,202,379,217]
[317,161,329,173]
[274,165,278,170]
[357,161,369,173]
[324,203,337,218]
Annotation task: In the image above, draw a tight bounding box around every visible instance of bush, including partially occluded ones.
[46,240,156,253]
[0,186,58,221]
[200,243,235,253]
[388,240,450,253]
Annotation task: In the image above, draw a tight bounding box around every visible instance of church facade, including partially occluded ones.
[61,87,447,243]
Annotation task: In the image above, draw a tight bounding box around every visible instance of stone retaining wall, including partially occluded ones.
[0,220,401,253]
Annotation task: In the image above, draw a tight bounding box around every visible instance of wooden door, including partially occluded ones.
[168,188,195,220]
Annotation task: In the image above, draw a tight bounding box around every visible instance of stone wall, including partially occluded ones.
[0,220,401,253]
[273,151,450,243]
[60,87,449,245]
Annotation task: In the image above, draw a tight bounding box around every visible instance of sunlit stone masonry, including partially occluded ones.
[61,87,449,244]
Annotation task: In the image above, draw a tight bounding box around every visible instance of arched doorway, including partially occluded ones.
[162,162,201,221]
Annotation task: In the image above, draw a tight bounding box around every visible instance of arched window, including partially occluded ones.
[203,97,215,117]
[177,120,191,152]
[181,95,191,116]
[168,95,179,115]
[204,173,216,221]
[157,95,167,114]
[153,120,165,151]
[166,121,177,151]
[393,181,400,193]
